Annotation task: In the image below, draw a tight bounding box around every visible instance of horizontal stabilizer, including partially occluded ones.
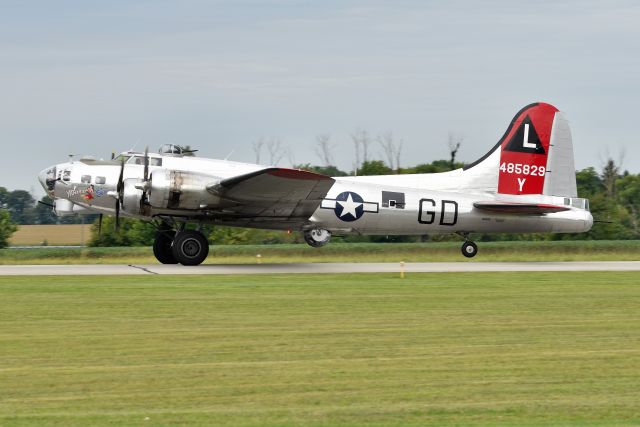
[473,202,570,215]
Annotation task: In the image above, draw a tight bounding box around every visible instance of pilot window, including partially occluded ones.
[114,155,131,163]
[81,175,91,184]
[95,176,106,185]
[128,156,161,166]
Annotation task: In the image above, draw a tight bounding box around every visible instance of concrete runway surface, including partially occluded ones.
[1,261,640,275]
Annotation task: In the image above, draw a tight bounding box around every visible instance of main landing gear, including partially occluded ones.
[458,232,478,258]
[152,221,209,266]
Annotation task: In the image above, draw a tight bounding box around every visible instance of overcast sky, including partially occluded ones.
[1,0,639,196]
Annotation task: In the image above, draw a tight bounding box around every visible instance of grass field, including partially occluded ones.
[1,240,640,265]
[8,224,93,246]
[1,272,639,426]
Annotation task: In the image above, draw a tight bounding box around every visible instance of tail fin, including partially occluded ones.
[464,102,577,197]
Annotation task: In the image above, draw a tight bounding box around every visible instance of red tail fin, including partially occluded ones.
[496,102,558,194]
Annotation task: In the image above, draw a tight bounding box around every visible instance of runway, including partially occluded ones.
[1,261,640,275]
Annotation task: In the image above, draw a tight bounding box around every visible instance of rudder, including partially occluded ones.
[464,102,577,197]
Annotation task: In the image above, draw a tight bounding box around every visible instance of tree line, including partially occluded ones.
[1,155,639,248]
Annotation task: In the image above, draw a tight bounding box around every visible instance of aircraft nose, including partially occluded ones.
[38,165,57,193]
[37,168,48,190]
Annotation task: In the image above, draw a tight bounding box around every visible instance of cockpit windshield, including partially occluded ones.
[113,154,131,163]
[113,154,162,166]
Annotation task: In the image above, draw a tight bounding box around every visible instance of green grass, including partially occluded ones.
[1,272,640,426]
[2,240,640,265]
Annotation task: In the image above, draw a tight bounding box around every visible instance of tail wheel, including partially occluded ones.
[172,230,209,266]
[461,241,478,258]
[153,230,177,264]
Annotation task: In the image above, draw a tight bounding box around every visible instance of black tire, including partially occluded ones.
[153,230,178,264]
[172,230,209,266]
[461,241,478,258]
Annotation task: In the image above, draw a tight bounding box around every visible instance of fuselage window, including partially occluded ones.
[62,170,71,182]
[95,176,106,185]
[150,158,162,166]
[81,175,91,184]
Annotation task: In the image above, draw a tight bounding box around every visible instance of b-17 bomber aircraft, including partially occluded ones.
[38,102,593,265]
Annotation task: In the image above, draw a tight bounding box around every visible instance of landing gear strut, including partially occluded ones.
[151,220,209,266]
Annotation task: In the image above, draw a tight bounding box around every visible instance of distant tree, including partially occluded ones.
[6,190,35,224]
[252,138,265,164]
[284,146,296,167]
[405,159,463,174]
[0,187,8,209]
[377,131,403,172]
[89,216,156,247]
[601,158,621,199]
[294,164,349,177]
[576,167,603,198]
[616,173,640,238]
[266,138,285,165]
[351,129,372,171]
[0,209,17,248]
[209,226,301,245]
[34,196,57,224]
[358,160,392,176]
[314,134,334,167]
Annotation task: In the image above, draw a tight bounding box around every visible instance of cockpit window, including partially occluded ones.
[62,170,71,182]
[114,155,131,163]
[127,156,162,166]
[81,175,91,184]
[95,176,106,185]
[114,154,161,166]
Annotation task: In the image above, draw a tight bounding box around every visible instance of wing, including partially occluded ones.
[473,201,570,215]
[206,167,335,226]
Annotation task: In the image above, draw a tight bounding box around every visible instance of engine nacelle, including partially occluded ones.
[121,178,144,215]
[148,169,220,210]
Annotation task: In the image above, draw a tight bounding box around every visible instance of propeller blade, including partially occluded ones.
[139,146,150,215]
[143,146,149,182]
[115,200,120,232]
[115,158,125,232]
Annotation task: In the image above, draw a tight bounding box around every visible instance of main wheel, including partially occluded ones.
[171,230,209,266]
[304,228,331,248]
[153,230,177,264]
[461,241,478,258]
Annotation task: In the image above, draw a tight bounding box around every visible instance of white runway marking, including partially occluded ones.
[1,261,640,276]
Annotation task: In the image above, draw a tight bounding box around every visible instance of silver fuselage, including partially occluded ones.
[39,152,593,237]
